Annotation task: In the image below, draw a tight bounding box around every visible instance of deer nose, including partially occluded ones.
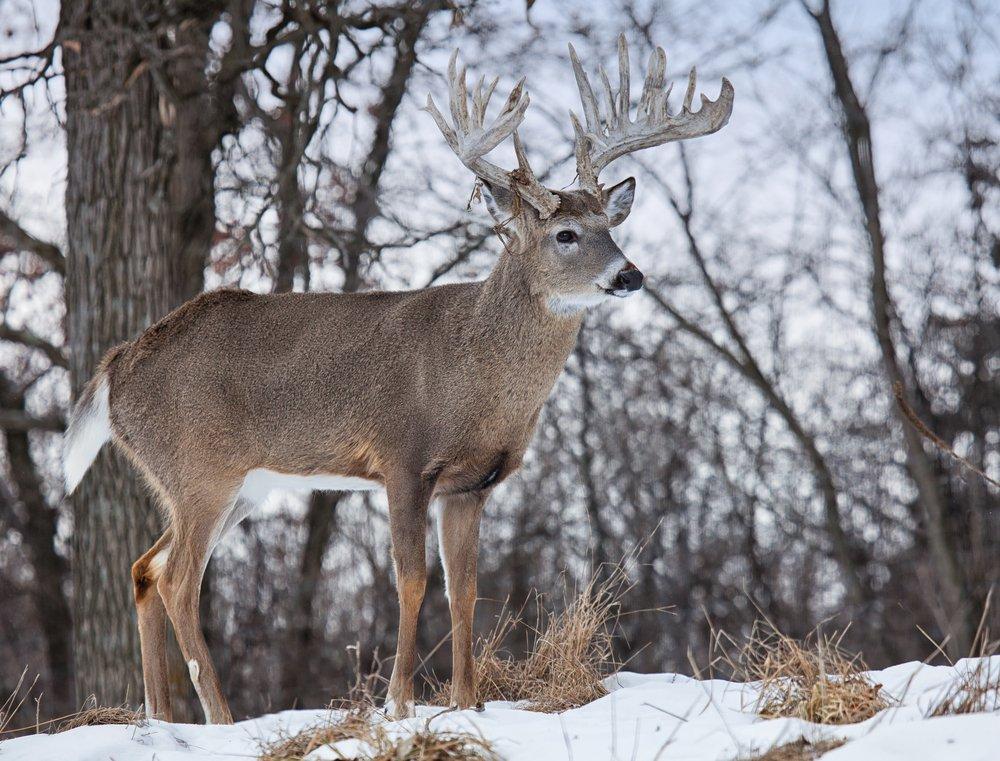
[613,264,644,292]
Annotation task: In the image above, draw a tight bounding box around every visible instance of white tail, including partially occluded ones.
[63,373,112,493]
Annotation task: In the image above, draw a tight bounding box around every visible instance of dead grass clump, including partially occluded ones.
[55,697,144,733]
[715,621,889,725]
[369,729,499,761]
[926,658,1000,717]
[261,708,498,761]
[926,595,999,717]
[1,674,143,738]
[260,708,374,761]
[263,649,498,761]
[260,654,381,761]
[430,565,630,713]
[743,738,846,760]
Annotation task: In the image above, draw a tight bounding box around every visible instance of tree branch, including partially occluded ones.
[0,210,65,274]
[806,0,972,652]
[0,324,67,368]
[644,154,875,608]
[0,408,64,432]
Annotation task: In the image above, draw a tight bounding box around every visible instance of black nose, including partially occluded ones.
[614,265,644,292]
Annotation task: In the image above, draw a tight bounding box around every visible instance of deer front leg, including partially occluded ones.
[386,473,433,719]
[438,492,486,710]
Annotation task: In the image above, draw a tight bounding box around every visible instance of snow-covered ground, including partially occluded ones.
[3,659,998,760]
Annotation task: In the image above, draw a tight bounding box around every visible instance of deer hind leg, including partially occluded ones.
[438,492,486,710]
[157,486,240,724]
[385,473,434,719]
[132,528,174,721]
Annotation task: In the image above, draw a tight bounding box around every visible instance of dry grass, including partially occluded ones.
[266,563,634,758]
[1,669,37,736]
[260,707,375,761]
[743,738,846,760]
[429,565,631,713]
[0,674,144,738]
[926,593,999,717]
[712,620,889,725]
[260,707,498,761]
[369,729,499,761]
[54,700,145,733]
[926,657,1000,717]
[262,648,498,761]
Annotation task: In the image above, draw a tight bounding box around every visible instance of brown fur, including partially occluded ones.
[74,186,640,724]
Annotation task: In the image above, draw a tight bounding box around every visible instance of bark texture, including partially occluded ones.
[61,0,217,706]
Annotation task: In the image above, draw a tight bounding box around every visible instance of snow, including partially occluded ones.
[3,658,997,761]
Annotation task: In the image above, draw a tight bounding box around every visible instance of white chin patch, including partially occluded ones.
[547,291,611,315]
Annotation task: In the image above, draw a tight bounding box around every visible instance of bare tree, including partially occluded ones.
[803,0,974,653]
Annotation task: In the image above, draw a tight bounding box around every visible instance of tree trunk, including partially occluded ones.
[62,0,217,706]
[575,340,612,573]
[272,42,309,295]
[280,491,343,705]
[0,375,73,710]
[805,0,972,653]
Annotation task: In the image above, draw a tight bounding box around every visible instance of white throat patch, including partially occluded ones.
[546,291,611,315]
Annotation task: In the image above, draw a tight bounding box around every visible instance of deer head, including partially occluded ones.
[425,34,734,314]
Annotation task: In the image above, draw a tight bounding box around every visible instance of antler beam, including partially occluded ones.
[569,34,735,195]
[425,50,560,218]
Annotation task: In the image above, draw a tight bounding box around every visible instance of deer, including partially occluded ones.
[63,34,732,724]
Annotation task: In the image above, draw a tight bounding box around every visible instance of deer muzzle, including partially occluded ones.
[608,262,644,295]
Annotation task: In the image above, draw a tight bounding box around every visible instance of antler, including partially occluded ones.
[425,50,560,218]
[568,34,735,195]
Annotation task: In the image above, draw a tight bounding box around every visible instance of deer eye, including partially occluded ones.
[556,230,577,243]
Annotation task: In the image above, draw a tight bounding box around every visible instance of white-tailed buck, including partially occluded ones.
[64,35,732,723]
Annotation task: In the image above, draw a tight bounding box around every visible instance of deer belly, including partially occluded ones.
[239,468,382,504]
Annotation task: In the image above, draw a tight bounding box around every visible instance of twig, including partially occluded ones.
[893,381,1000,489]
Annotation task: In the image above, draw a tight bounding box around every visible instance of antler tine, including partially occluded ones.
[568,34,735,190]
[571,112,601,196]
[470,73,485,128]
[447,51,469,132]
[471,75,499,129]
[568,43,601,135]
[682,67,697,113]
[617,33,630,126]
[499,77,526,119]
[425,50,559,218]
[512,130,535,178]
[598,65,616,128]
[638,47,666,118]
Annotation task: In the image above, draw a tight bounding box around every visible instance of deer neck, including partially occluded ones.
[468,245,583,385]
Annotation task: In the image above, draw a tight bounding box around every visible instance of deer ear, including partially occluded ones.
[604,177,636,227]
[481,182,518,223]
